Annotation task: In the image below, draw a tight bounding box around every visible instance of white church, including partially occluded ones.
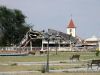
[67,18,100,51]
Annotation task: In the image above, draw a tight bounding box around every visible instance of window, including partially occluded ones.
[70,29,72,32]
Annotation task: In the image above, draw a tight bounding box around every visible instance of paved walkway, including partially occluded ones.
[50,66,100,72]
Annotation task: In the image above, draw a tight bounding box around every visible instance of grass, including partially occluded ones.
[0,65,37,72]
[0,51,98,62]
[0,51,100,75]
[0,65,87,72]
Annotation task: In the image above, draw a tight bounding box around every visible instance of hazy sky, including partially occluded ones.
[0,0,100,39]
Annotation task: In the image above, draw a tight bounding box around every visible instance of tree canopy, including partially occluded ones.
[0,6,32,46]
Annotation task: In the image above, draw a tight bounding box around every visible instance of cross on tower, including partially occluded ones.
[71,14,73,19]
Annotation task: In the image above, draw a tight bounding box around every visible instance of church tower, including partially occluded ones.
[67,19,76,37]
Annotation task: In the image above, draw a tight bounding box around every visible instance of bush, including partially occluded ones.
[41,65,46,73]
[10,63,17,66]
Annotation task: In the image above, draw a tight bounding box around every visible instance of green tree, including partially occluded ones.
[0,6,32,46]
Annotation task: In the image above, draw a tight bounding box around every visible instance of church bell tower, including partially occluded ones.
[67,19,76,37]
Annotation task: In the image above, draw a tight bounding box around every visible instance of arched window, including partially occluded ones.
[70,29,72,32]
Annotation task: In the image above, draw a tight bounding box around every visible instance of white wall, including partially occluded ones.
[98,41,100,51]
[67,28,76,37]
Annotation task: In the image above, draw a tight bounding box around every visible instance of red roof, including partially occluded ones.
[67,19,76,28]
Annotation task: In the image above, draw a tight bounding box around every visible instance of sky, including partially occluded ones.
[0,0,100,39]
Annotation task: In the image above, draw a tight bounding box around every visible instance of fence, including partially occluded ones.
[0,46,86,52]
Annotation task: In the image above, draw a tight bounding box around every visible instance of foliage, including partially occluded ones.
[0,6,32,46]
[96,51,99,56]
[41,64,46,73]
[10,63,17,66]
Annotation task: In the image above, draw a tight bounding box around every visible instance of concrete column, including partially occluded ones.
[70,41,72,51]
[30,40,32,51]
[41,41,43,50]
[98,40,100,51]
[59,42,60,50]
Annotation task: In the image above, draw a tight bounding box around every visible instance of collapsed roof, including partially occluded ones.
[48,29,82,45]
[19,28,83,47]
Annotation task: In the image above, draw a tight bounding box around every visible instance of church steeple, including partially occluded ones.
[67,18,76,37]
[67,19,76,28]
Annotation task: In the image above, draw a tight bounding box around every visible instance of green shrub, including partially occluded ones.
[41,65,46,73]
[10,63,17,66]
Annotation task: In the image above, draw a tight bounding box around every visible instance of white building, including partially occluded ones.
[85,35,98,46]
